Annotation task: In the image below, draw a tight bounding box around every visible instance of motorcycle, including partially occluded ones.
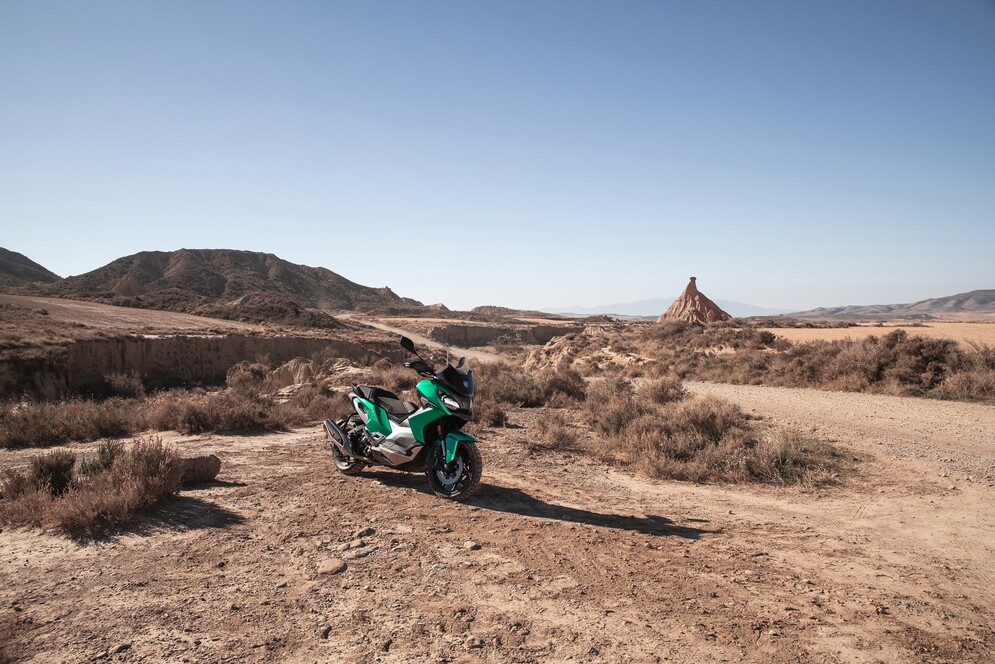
[323,336,482,500]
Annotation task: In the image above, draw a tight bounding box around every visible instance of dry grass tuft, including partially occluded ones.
[0,435,183,534]
[638,376,689,405]
[558,371,848,485]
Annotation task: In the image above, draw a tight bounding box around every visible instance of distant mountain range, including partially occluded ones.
[791,290,995,319]
[50,249,421,311]
[0,247,422,327]
[3,247,991,322]
[544,298,792,318]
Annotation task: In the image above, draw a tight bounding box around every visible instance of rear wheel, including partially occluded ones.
[426,441,482,501]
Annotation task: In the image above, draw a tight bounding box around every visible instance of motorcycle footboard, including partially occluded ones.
[323,419,355,457]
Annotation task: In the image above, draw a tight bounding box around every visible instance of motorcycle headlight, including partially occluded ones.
[441,394,461,411]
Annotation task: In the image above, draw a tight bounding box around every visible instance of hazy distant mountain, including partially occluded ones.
[0,248,61,288]
[792,290,995,319]
[50,249,422,324]
[545,298,791,318]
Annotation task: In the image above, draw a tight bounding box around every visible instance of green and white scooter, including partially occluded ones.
[323,336,482,500]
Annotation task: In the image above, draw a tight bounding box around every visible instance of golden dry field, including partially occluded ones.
[763,321,995,347]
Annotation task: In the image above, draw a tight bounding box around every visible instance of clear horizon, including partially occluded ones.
[2,1,993,311]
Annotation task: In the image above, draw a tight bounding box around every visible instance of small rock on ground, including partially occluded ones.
[317,558,348,575]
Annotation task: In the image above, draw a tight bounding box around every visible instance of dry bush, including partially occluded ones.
[474,362,545,407]
[659,396,748,442]
[0,436,183,534]
[538,366,587,404]
[0,398,141,449]
[272,384,353,425]
[474,400,508,427]
[532,410,577,449]
[79,440,125,476]
[638,376,688,405]
[584,377,646,437]
[104,372,145,398]
[607,396,845,485]
[31,450,77,495]
[159,390,274,433]
[365,359,418,393]
[226,361,268,393]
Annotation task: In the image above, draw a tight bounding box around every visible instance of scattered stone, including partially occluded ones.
[275,581,288,589]
[111,643,131,655]
[317,559,348,575]
[343,548,374,561]
[466,636,484,649]
[464,541,481,551]
[381,638,393,652]
[355,527,376,538]
[319,625,332,640]
[93,652,109,661]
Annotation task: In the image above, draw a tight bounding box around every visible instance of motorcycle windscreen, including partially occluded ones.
[438,365,474,396]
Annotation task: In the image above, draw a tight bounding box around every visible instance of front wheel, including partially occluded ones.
[426,441,482,501]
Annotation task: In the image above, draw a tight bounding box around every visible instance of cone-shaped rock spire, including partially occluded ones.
[658,277,731,324]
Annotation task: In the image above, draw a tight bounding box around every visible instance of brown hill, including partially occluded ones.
[49,249,423,324]
[0,248,61,288]
[658,277,731,324]
[792,289,995,320]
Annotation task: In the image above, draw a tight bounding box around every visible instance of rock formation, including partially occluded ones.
[658,277,731,324]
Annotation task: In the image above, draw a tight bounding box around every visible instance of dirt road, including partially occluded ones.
[336,314,502,364]
[2,386,994,662]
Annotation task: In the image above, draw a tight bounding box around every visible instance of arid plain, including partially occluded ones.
[2,249,994,662]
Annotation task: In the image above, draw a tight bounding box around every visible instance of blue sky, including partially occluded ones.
[2,1,993,311]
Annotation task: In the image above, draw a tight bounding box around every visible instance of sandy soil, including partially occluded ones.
[762,321,995,347]
[2,384,994,662]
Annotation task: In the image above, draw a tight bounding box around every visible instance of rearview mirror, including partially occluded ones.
[456,356,466,369]
[400,336,415,353]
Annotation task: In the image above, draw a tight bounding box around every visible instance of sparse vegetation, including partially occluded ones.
[554,375,848,485]
[103,372,145,398]
[0,382,353,449]
[533,321,995,402]
[0,436,183,534]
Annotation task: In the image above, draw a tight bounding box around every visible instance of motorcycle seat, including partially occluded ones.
[355,385,418,423]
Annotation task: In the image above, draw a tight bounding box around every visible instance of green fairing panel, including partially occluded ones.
[443,431,477,464]
[416,379,449,413]
[407,407,445,443]
[357,397,392,436]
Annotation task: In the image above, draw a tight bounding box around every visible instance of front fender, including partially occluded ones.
[441,431,477,465]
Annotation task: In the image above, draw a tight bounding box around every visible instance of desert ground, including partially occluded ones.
[2,380,994,663]
[0,294,262,336]
[761,321,995,348]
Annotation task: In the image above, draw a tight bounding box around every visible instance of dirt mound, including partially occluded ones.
[658,277,731,324]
